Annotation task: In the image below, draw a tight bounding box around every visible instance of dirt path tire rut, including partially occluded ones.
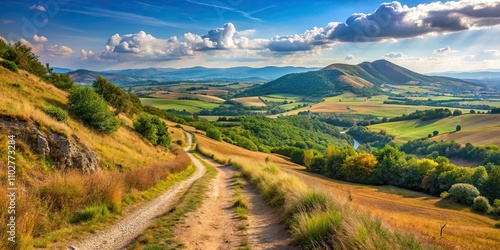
[174,154,296,250]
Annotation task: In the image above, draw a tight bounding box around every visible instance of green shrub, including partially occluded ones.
[68,87,122,134]
[495,220,500,228]
[0,59,18,72]
[206,127,222,141]
[472,196,492,213]
[448,183,480,205]
[440,191,450,199]
[134,113,171,147]
[43,106,68,121]
[70,205,110,223]
[493,199,500,216]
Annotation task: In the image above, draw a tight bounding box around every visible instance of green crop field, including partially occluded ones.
[368,114,500,144]
[140,98,220,113]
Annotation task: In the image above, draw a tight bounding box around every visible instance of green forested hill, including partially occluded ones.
[243,60,482,97]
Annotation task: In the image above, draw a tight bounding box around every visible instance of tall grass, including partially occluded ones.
[196,143,230,165]
[231,158,433,249]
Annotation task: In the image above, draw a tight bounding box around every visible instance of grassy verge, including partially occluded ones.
[230,173,251,250]
[31,159,195,249]
[127,155,216,250]
[196,143,230,165]
[230,157,434,249]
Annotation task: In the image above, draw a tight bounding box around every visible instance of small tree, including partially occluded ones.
[68,87,122,134]
[470,110,476,114]
[453,109,462,116]
[134,113,171,147]
[472,196,492,213]
[303,149,314,169]
[456,125,462,131]
[448,183,480,205]
[433,130,439,136]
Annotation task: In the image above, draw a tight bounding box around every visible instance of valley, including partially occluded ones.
[1,6,500,249]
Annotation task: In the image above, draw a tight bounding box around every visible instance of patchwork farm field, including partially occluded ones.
[368,114,500,144]
[231,96,267,107]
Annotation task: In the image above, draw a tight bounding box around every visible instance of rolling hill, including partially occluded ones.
[242,60,484,97]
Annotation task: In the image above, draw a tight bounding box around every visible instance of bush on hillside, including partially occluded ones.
[46,72,75,90]
[93,76,142,115]
[0,59,18,72]
[206,127,223,141]
[133,113,171,147]
[448,183,480,205]
[472,196,492,213]
[68,87,122,134]
[43,106,68,121]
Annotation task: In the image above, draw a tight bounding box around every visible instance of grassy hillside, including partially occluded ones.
[368,114,500,144]
[0,64,191,248]
[244,60,481,98]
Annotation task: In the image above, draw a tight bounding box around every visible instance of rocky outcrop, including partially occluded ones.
[0,114,100,173]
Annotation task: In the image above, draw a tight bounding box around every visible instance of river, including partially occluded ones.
[353,138,360,149]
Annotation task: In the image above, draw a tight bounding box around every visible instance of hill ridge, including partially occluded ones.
[242,60,483,97]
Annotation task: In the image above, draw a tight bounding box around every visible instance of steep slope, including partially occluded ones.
[243,60,482,97]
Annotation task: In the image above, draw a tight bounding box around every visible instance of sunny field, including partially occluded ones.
[368,114,500,144]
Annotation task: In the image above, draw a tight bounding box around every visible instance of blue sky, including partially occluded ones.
[1,0,499,73]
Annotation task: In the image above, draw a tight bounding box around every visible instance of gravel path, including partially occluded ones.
[70,133,205,250]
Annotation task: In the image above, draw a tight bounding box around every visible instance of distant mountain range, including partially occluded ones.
[242,60,485,97]
[67,66,319,85]
[428,71,500,86]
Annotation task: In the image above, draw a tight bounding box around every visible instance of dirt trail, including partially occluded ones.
[71,133,205,250]
[242,181,296,250]
[174,154,295,250]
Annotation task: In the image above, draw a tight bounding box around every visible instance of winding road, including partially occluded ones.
[71,132,205,250]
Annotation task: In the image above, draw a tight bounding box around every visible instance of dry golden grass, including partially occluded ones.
[231,96,267,107]
[195,134,298,169]
[196,134,500,250]
[150,91,225,103]
[169,126,187,146]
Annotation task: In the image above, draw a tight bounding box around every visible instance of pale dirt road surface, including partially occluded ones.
[70,133,205,250]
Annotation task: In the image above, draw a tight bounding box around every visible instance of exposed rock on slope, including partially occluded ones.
[0,114,100,173]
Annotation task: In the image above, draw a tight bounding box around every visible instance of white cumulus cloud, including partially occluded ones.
[33,34,48,43]
[46,45,74,57]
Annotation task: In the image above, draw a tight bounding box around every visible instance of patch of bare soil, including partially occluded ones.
[242,180,296,250]
[173,164,242,249]
[174,154,295,250]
